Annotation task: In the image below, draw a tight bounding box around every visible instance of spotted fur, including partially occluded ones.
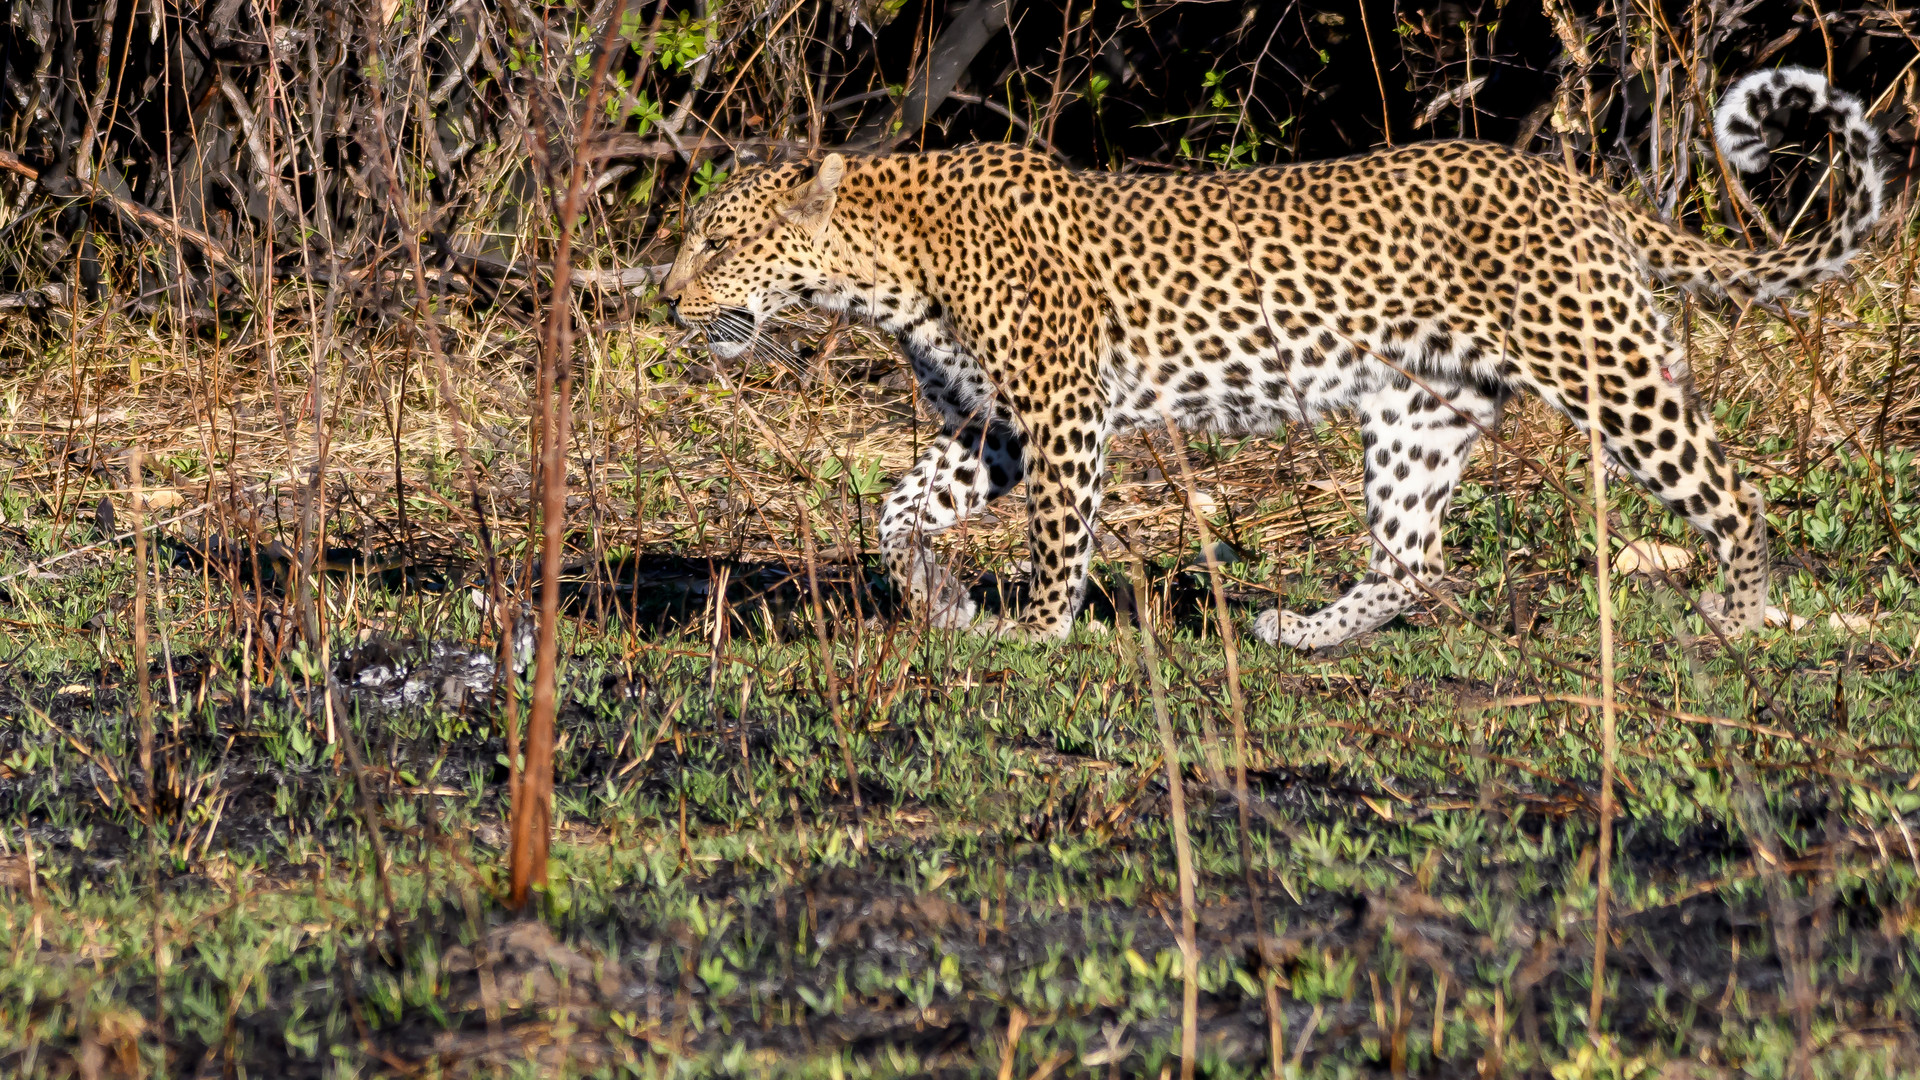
[661,67,1881,648]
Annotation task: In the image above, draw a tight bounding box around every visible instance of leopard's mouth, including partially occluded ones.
[699,306,758,359]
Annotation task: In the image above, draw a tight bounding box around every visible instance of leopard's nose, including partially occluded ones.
[667,299,683,325]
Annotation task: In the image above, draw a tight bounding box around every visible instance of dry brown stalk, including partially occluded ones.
[796,497,864,817]
[1127,555,1198,1080]
[1163,419,1285,1077]
[1584,313,1620,1045]
[1290,1001,1324,1071]
[995,1006,1028,1080]
[1133,433,1229,787]
[129,447,154,822]
[509,0,635,910]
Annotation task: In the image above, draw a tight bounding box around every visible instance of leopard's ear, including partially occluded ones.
[789,153,845,241]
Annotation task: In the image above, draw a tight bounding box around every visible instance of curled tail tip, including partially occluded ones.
[1714,66,1872,174]
[1703,67,1884,297]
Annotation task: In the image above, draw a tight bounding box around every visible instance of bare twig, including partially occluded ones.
[1355,0,1393,145]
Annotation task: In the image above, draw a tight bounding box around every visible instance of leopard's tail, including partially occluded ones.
[1632,67,1882,303]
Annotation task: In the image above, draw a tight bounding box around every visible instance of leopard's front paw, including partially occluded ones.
[901,554,977,630]
[922,592,978,630]
[992,614,1073,643]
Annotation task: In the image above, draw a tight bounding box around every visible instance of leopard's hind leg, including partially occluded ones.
[1255,375,1504,650]
[1531,349,1769,639]
[1509,256,1770,639]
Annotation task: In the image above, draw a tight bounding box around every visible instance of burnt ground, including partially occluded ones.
[2,562,1918,1079]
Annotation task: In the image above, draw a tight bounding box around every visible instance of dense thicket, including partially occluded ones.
[1,0,1916,321]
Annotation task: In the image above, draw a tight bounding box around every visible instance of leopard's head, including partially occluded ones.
[660,154,846,358]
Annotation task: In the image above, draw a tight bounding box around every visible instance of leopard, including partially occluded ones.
[660,67,1882,649]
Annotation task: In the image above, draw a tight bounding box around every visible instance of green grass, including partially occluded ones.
[2,412,1919,1079]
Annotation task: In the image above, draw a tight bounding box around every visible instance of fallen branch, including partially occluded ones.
[0,150,242,275]
[566,264,670,291]
[588,133,805,162]
[854,0,1009,147]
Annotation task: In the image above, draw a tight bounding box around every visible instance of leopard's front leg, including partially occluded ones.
[938,230,1111,642]
[1007,424,1107,641]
